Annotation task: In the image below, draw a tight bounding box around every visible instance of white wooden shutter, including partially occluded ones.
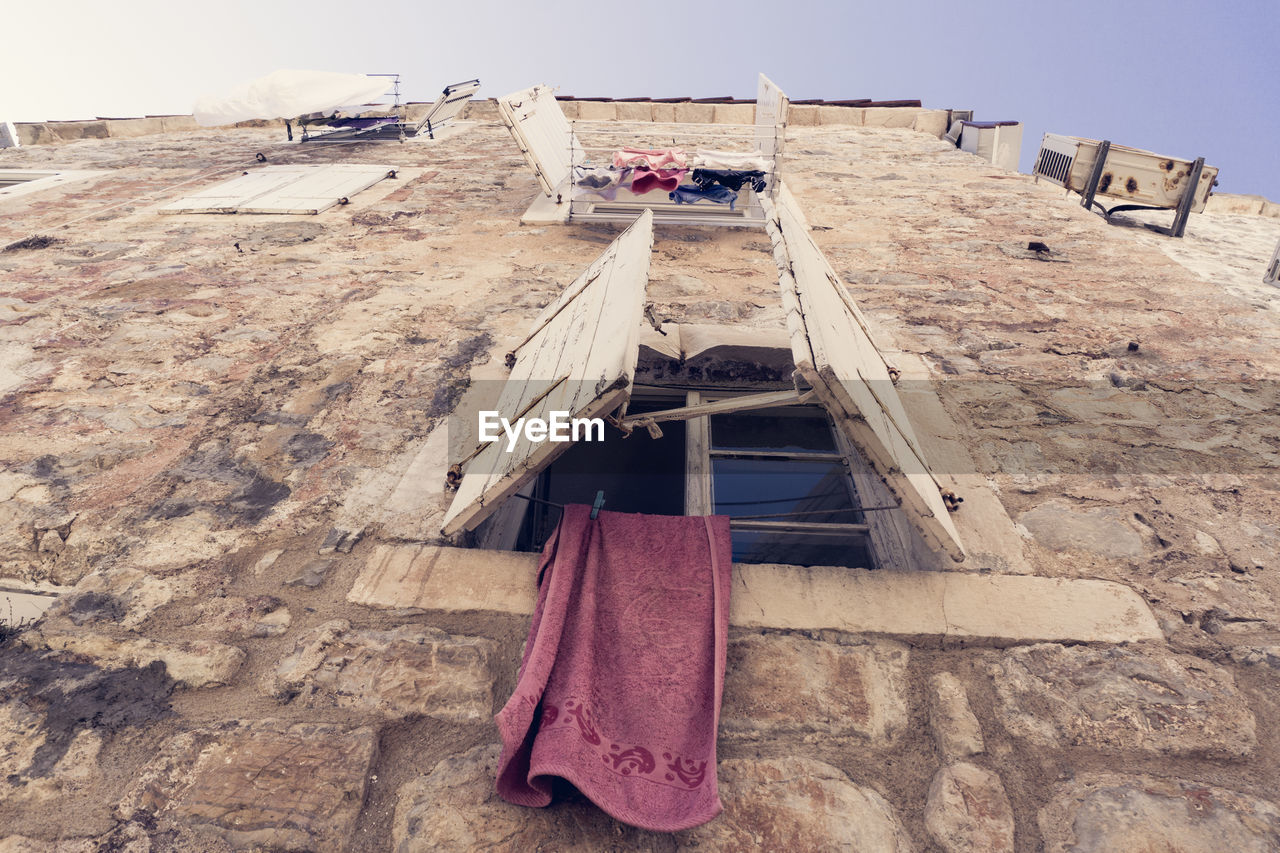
[763,191,966,562]
[755,73,789,163]
[160,165,391,214]
[441,209,654,536]
[239,164,394,214]
[160,166,310,214]
[496,84,577,198]
[416,79,481,133]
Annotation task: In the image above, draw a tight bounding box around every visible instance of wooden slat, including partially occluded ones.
[416,79,481,133]
[238,164,393,214]
[763,192,966,562]
[159,166,309,214]
[441,210,654,535]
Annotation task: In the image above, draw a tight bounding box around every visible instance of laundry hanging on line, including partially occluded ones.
[691,169,767,193]
[670,184,738,209]
[612,147,689,170]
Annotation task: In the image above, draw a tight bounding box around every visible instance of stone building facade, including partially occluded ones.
[1,98,1279,851]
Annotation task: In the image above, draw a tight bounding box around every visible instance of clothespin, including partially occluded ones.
[590,490,606,520]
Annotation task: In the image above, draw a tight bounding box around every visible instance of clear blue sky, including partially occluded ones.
[5,0,1277,199]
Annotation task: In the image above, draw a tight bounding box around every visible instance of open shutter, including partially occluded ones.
[416,79,481,134]
[239,164,394,214]
[754,73,789,166]
[763,191,966,562]
[496,84,576,198]
[441,209,654,536]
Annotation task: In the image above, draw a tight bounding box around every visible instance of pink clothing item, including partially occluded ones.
[495,505,734,832]
[612,146,689,170]
[629,167,687,195]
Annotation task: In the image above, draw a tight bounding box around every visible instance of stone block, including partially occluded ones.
[925,763,1014,853]
[651,103,677,123]
[713,104,755,125]
[863,107,922,128]
[682,757,915,851]
[14,123,57,145]
[268,619,496,723]
[393,744,669,852]
[106,118,167,139]
[721,634,909,746]
[158,115,199,132]
[575,101,616,121]
[45,121,109,140]
[929,672,985,759]
[614,102,653,122]
[557,100,579,119]
[991,644,1256,758]
[1019,501,1146,558]
[913,109,950,138]
[787,105,820,126]
[119,720,377,852]
[819,105,862,125]
[351,545,1162,643]
[1038,774,1280,852]
[674,103,715,124]
[25,630,244,688]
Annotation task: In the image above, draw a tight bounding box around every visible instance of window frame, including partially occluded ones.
[0,169,105,203]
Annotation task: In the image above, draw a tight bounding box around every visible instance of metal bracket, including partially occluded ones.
[1080,139,1111,214]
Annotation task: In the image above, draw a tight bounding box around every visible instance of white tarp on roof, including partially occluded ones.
[193,70,392,126]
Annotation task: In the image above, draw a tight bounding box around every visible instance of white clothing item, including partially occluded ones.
[193,70,393,126]
[692,149,770,171]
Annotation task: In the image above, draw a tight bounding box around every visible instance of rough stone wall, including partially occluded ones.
[1,114,1279,851]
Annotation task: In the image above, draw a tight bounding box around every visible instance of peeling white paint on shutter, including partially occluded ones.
[496,84,579,198]
[160,164,392,214]
[763,191,966,562]
[239,164,394,214]
[441,209,654,536]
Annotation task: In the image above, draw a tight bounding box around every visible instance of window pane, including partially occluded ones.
[730,528,873,569]
[710,408,837,453]
[711,458,859,523]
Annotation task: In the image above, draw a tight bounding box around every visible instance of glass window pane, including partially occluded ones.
[711,458,859,523]
[709,407,838,453]
[730,528,873,569]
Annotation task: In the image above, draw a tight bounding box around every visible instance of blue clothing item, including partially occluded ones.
[669,184,738,210]
[691,169,767,193]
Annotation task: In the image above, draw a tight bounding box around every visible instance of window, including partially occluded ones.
[443,194,966,567]
[491,388,881,569]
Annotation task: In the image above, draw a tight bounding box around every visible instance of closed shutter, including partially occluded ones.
[239,164,394,214]
[160,164,392,214]
[764,191,966,562]
[496,84,577,197]
[441,209,654,535]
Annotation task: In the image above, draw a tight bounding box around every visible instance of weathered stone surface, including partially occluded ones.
[991,644,1256,758]
[721,633,909,746]
[393,744,669,852]
[925,763,1014,853]
[394,747,915,852]
[25,630,244,688]
[681,756,916,851]
[268,619,495,722]
[1019,501,1147,558]
[1038,775,1280,852]
[352,545,1162,642]
[119,720,377,852]
[929,672,985,760]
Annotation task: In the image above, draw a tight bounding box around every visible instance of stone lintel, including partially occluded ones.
[349,543,1162,644]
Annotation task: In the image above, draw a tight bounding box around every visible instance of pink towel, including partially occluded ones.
[495,505,733,832]
[630,167,687,195]
[612,146,689,170]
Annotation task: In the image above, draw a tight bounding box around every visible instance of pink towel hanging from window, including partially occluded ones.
[612,147,689,170]
[630,168,687,195]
